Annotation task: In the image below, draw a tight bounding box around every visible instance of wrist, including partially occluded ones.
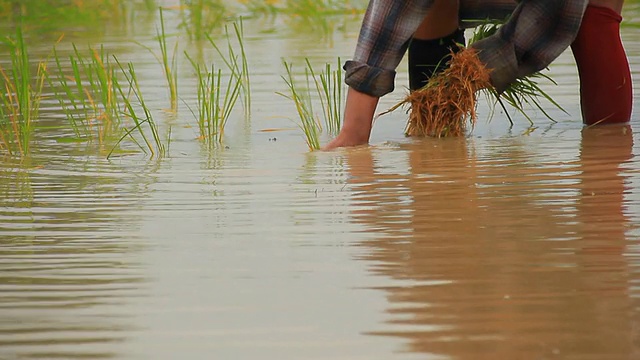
[340,123,372,144]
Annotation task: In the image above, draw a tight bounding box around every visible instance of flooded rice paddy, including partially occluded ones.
[1,1,640,359]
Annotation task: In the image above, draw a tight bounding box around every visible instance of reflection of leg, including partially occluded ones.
[571,4,633,125]
[577,125,634,355]
[579,125,633,240]
[408,0,463,91]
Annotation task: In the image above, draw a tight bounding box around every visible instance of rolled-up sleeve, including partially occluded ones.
[471,0,588,92]
[344,0,435,97]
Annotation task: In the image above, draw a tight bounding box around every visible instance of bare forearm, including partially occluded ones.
[322,87,379,150]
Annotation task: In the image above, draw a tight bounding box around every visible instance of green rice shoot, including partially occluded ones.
[208,20,251,117]
[305,57,343,136]
[0,24,46,157]
[155,7,179,112]
[185,43,243,147]
[109,57,166,159]
[278,60,322,150]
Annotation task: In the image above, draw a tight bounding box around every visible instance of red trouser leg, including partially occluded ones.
[570,5,633,125]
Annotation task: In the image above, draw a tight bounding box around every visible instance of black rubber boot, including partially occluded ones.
[408,29,466,91]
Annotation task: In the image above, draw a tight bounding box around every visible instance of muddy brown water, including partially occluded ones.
[1,4,640,360]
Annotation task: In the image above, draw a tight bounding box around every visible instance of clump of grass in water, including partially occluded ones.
[185,58,243,147]
[109,58,166,159]
[46,44,122,146]
[0,24,46,157]
[209,20,251,117]
[80,45,122,131]
[142,7,179,112]
[47,45,96,142]
[184,23,246,147]
[278,60,322,150]
[47,44,166,157]
[306,57,343,136]
[278,57,345,149]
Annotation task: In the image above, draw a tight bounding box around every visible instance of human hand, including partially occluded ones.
[322,129,370,151]
[321,87,379,151]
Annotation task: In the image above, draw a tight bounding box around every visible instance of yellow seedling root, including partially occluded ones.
[388,47,492,138]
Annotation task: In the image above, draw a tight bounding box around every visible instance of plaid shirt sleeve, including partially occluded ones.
[343,0,436,97]
[344,0,589,97]
[471,0,588,92]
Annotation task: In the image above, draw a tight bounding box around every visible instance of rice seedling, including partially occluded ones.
[62,44,122,145]
[387,20,566,138]
[278,57,345,149]
[47,43,166,157]
[138,7,179,112]
[46,46,95,141]
[306,57,343,136]
[235,20,251,115]
[180,20,247,146]
[82,45,121,126]
[208,20,251,116]
[108,58,165,159]
[278,60,321,150]
[467,22,567,126]
[184,34,244,147]
[156,7,179,112]
[45,44,122,148]
[387,48,490,137]
[0,24,46,157]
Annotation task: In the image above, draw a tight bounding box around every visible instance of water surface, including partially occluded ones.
[1,3,640,360]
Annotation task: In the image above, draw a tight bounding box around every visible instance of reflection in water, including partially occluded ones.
[0,5,637,359]
[0,157,148,359]
[347,126,640,359]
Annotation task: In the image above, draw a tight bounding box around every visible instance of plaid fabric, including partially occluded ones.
[344,0,589,96]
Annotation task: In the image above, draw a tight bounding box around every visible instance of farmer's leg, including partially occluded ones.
[409,0,463,90]
[589,0,623,13]
[571,0,632,125]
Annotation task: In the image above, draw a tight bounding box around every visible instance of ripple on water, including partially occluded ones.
[0,154,148,360]
[1,11,640,360]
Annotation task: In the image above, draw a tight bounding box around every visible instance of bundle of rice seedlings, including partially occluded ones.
[390,21,564,138]
[386,47,491,137]
[469,22,567,126]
